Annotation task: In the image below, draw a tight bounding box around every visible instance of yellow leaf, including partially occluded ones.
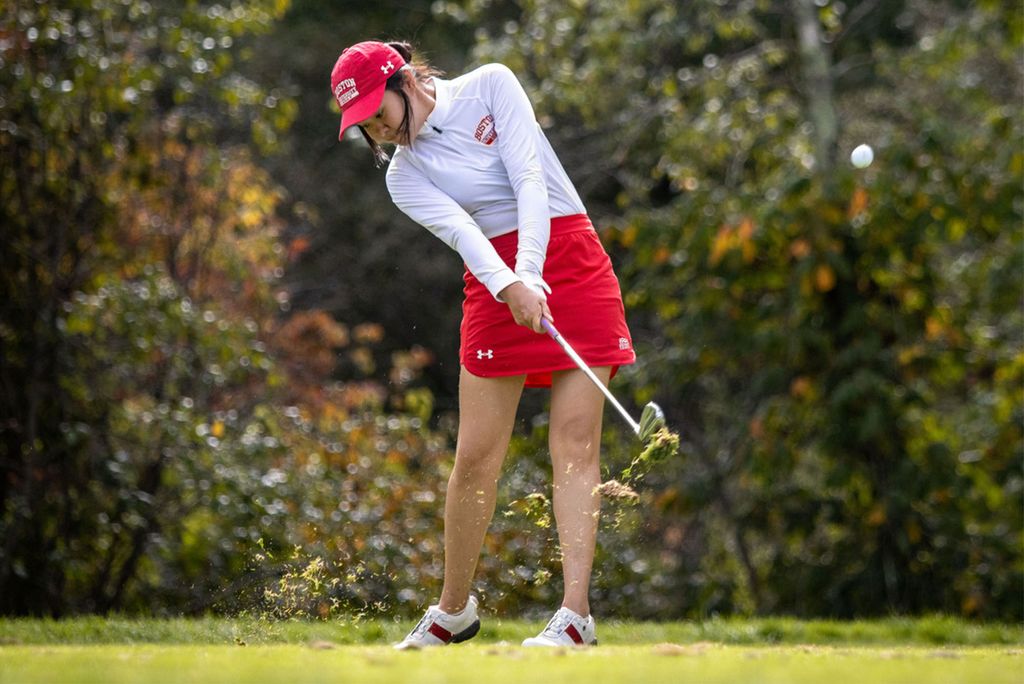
[239,208,263,229]
[814,264,836,292]
[709,225,733,266]
[848,186,869,218]
[790,239,811,259]
[742,241,756,264]
[738,218,756,263]
[620,224,638,247]
[737,217,755,240]
[948,218,967,241]
[211,421,225,438]
[790,376,812,399]
[867,505,886,526]
[898,345,924,366]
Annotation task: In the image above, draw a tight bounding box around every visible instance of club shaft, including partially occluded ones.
[541,318,640,434]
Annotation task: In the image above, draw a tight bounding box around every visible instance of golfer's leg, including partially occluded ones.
[548,366,610,618]
[438,367,525,614]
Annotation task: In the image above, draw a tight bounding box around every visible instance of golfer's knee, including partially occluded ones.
[550,414,600,464]
[449,448,501,491]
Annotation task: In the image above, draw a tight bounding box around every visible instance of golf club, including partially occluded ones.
[540,317,665,442]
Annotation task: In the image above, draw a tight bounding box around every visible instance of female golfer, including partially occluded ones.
[330,41,635,649]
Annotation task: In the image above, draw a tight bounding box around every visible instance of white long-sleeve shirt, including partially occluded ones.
[385,63,587,300]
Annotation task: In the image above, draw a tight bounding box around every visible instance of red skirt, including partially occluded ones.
[460,214,635,388]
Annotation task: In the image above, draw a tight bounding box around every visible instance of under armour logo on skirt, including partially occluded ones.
[476,349,494,360]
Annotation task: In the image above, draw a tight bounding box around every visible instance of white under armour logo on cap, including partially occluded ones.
[380,60,395,74]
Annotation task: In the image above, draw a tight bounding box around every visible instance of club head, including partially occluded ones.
[638,402,666,442]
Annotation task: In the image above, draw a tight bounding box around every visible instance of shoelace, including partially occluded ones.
[405,607,442,641]
[541,609,575,637]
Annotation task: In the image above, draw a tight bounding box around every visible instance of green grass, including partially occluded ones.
[0,618,1021,684]
[1,643,1021,684]
[0,615,1019,646]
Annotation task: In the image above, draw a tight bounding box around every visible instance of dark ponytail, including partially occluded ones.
[359,41,443,168]
[388,41,413,63]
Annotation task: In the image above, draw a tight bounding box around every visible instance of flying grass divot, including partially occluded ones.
[537,317,680,501]
[625,427,680,480]
[595,479,640,504]
[597,426,681,504]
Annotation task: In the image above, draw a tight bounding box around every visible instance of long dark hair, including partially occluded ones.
[359,41,443,167]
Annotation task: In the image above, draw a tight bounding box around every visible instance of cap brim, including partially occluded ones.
[338,82,386,140]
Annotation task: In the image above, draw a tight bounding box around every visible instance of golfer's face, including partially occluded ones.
[362,91,407,144]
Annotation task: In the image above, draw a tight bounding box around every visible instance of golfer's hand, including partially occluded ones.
[499,281,552,333]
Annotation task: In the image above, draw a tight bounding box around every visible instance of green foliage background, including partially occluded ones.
[0,0,1020,620]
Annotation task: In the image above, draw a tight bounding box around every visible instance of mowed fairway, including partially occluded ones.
[0,618,1020,684]
[1,643,1020,684]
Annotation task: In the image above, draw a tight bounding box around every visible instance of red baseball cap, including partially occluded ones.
[331,41,407,140]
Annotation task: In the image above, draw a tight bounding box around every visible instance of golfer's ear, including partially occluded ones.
[400,68,416,91]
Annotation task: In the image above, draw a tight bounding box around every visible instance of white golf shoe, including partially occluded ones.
[394,596,481,650]
[522,606,597,647]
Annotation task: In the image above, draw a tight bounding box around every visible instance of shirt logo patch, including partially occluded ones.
[476,349,494,360]
[474,115,498,145]
[619,337,631,351]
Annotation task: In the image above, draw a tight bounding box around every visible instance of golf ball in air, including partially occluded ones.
[851,144,874,168]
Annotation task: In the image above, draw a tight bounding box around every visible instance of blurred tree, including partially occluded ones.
[0,0,295,614]
[450,0,1023,618]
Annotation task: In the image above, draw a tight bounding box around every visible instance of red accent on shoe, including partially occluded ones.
[564,623,584,645]
[428,622,453,643]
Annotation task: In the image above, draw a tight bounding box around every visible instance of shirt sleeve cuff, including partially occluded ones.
[487,269,523,302]
[515,270,551,298]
